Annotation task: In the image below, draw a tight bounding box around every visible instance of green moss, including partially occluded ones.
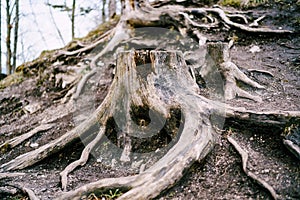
[0,72,24,89]
[220,0,241,7]
[219,0,268,7]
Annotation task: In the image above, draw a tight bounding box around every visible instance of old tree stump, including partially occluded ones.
[1,0,299,199]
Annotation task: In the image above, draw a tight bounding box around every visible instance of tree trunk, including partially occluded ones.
[102,0,106,22]
[108,0,116,19]
[0,0,2,74]
[5,0,12,75]
[12,0,19,72]
[71,0,76,39]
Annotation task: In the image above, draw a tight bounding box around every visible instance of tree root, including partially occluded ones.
[228,136,279,199]
[7,184,39,200]
[0,123,54,152]
[60,127,105,191]
[221,61,264,102]
[72,68,97,100]
[283,139,300,160]
[0,111,99,171]
[0,172,25,180]
[226,107,300,125]
[57,30,114,57]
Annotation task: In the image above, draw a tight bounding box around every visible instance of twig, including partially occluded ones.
[227,136,279,199]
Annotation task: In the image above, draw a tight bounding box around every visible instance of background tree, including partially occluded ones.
[12,0,19,71]
[71,0,76,39]
[0,0,2,74]
[5,0,19,75]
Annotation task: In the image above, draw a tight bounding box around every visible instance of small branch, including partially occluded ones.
[227,136,279,199]
[60,127,105,191]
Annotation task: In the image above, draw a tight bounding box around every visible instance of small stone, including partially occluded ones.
[249,45,261,53]
[30,143,39,148]
[250,137,254,141]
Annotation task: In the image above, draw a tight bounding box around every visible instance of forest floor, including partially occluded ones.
[0,1,299,200]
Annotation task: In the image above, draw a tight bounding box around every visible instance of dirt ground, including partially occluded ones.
[0,1,299,200]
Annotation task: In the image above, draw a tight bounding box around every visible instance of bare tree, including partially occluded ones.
[71,0,76,39]
[12,0,19,71]
[5,0,12,75]
[102,0,106,22]
[108,0,116,19]
[0,0,2,74]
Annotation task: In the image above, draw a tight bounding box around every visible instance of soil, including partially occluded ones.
[0,1,299,200]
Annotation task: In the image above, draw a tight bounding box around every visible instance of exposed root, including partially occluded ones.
[249,15,266,27]
[198,7,292,33]
[0,172,25,179]
[0,111,99,171]
[72,68,97,100]
[7,184,40,200]
[60,127,105,191]
[0,123,54,151]
[89,21,131,69]
[283,139,300,160]
[221,61,264,102]
[248,68,274,77]
[58,30,114,57]
[226,108,300,125]
[227,136,279,200]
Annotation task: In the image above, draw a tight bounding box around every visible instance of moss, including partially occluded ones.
[0,72,24,90]
[219,0,268,8]
[219,0,241,7]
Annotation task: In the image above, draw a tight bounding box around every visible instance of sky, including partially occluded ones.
[1,0,107,74]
